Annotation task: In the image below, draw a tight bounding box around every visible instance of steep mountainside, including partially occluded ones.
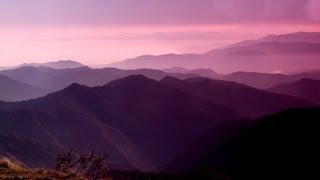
[0,75,236,170]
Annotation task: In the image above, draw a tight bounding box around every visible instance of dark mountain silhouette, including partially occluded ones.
[163,107,320,179]
[0,74,50,102]
[0,66,198,91]
[0,75,237,170]
[0,60,84,71]
[160,77,312,118]
[268,78,320,104]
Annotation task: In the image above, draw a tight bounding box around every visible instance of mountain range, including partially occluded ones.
[108,32,320,74]
[0,75,312,170]
[2,64,320,103]
[1,32,320,179]
[0,66,199,101]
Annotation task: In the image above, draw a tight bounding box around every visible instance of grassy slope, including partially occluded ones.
[0,158,86,180]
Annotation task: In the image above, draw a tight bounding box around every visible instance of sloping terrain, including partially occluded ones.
[268,78,320,104]
[164,107,320,179]
[0,74,50,102]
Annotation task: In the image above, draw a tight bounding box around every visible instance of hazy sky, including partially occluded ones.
[0,0,320,66]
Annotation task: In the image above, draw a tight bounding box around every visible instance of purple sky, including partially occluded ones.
[0,0,320,66]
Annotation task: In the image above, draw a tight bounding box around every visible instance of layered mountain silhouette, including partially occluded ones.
[0,75,313,170]
[0,66,198,91]
[0,31,320,178]
[163,107,320,179]
[222,71,320,89]
[109,32,320,73]
[268,78,320,104]
[0,74,50,102]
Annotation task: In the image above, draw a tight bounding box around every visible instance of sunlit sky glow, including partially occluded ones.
[0,0,320,66]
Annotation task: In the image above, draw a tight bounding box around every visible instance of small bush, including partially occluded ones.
[55,149,110,179]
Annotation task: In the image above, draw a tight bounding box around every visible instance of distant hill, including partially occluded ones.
[163,107,320,179]
[222,72,295,89]
[0,60,84,71]
[268,78,320,104]
[160,77,312,118]
[223,32,320,49]
[207,42,320,55]
[0,66,86,88]
[0,74,50,102]
[221,71,320,89]
[164,67,222,79]
[22,60,84,69]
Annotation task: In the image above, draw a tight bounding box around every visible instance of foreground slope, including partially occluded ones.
[0,134,63,168]
[164,107,320,179]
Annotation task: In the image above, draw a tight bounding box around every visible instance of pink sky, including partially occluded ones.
[0,0,320,67]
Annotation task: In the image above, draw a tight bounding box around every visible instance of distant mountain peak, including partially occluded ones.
[160,76,181,83]
[0,60,85,71]
[105,75,158,88]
